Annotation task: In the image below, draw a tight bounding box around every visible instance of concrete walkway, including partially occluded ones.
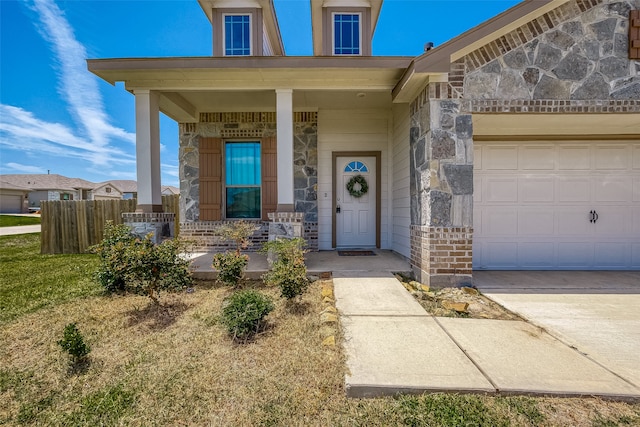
[0,225,41,236]
[334,271,640,400]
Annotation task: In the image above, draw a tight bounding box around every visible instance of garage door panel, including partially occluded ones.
[633,145,640,169]
[556,208,591,235]
[558,146,590,170]
[557,243,594,268]
[556,177,590,202]
[594,145,628,170]
[594,177,631,202]
[485,242,518,268]
[473,209,482,234]
[519,243,554,268]
[473,176,482,202]
[520,178,554,202]
[484,146,518,170]
[474,146,482,169]
[632,177,640,202]
[632,244,640,268]
[483,208,517,235]
[594,243,628,268]
[485,177,517,202]
[520,146,554,170]
[593,207,628,235]
[519,210,554,235]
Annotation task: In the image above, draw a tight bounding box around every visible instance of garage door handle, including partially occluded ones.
[590,210,599,223]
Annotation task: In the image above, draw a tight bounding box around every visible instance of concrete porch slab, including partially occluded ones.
[342,315,495,398]
[437,317,640,399]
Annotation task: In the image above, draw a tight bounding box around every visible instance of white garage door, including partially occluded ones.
[473,141,640,270]
[0,195,23,213]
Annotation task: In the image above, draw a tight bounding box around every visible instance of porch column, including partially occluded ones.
[276,89,294,211]
[134,89,163,213]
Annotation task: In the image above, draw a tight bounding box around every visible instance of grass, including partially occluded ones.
[0,234,101,324]
[0,215,41,227]
[1,234,639,425]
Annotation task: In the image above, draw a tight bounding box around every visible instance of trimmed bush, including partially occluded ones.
[212,251,249,287]
[91,221,194,304]
[261,238,310,300]
[220,290,274,340]
[57,323,90,362]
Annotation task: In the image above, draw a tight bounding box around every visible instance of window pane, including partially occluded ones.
[226,142,260,185]
[334,14,360,55]
[224,15,250,56]
[226,187,261,219]
[225,141,261,218]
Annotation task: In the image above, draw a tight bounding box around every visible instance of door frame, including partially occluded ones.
[332,151,381,248]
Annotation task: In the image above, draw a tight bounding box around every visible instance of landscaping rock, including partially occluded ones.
[321,313,338,324]
[322,336,336,347]
[441,300,469,313]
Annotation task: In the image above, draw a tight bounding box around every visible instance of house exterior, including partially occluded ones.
[0,174,96,210]
[88,0,640,285]
[0,181,30,213]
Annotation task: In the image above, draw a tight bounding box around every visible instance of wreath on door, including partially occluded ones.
[346,175,369,198]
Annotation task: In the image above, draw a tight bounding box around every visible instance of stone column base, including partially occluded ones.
[123,212,175,244]
[410,225,473,287]
[267,212,304,263]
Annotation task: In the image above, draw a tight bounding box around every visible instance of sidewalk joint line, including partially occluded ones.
[432,316,500,393]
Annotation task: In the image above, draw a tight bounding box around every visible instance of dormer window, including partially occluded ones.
[224,14,251,56]
[333,13,361,55]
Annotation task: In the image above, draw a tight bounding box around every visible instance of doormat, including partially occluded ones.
[338,250,376,256]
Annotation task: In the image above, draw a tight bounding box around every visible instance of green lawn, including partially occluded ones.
[0,215,41,227]
[0,234,100,324]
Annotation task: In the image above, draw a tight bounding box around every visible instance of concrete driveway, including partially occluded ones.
[474,271,640,390]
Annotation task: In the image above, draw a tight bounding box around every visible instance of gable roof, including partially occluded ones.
[0,174,96,191]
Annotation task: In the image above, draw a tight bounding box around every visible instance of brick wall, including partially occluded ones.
[410,225,473,287]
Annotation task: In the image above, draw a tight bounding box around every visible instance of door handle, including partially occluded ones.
[590,210,599,223]
[336,205,341,214]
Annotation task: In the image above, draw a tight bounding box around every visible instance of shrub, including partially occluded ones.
[91,221,194,304]
[261,238,310,300]
[57,323,90,362]
[212,251,249,287]
[214,221,260,254]
[91,221,137,293]
[220,290,274,340]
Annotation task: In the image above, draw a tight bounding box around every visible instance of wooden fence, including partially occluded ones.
[40,195,179,254]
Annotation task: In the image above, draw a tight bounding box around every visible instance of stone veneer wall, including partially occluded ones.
[409,97,473,286]
[178,112,318,251]
[421,0,640,113]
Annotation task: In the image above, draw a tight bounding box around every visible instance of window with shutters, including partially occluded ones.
[225,141,261,218]
[199,137,276,221]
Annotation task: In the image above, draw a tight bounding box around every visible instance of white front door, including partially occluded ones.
[336,156,376,248]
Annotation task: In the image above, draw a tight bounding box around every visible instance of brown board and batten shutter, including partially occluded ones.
[631,10,640,59]
[261,136,277,220]
[199,137,222,221]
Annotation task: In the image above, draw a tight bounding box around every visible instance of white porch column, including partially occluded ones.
[276,89,294,211]
[134,90,163,213]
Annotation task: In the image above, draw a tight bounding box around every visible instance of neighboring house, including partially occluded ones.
[92,182,124,200]
[0,181,30,213]
[88,0,640,285]
[105,180,138,199]
[162,186,180,196]
[0,174,95,209]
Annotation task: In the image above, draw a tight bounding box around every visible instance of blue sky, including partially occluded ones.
[0,0,519,187]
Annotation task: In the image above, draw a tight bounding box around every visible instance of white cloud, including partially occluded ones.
[0,105,135,166]
[1,163,46,174]
[27,0,136,149]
